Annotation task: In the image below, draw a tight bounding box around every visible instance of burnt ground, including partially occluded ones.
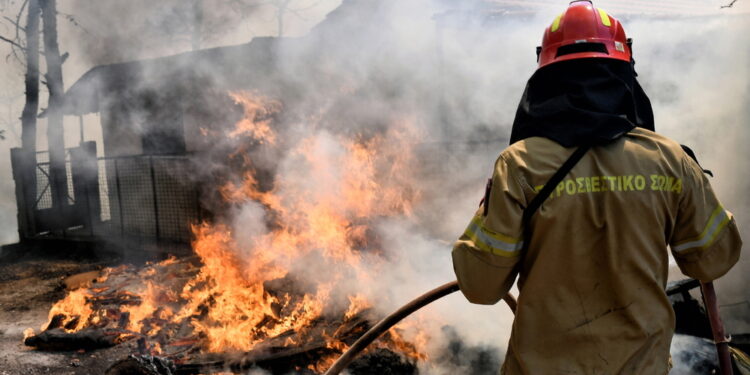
[0,243,418,375]
[0,244,137,375]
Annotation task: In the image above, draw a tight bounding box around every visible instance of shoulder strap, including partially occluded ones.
[521,145,591,252]
[680,144,713,177]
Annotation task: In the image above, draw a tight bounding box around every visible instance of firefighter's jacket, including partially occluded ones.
[452,128,742,374]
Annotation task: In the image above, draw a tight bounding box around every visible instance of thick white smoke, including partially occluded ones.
[0,0,747,373]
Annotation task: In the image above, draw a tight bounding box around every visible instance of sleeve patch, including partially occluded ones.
[673,206,731,253]
[463,216,523,257]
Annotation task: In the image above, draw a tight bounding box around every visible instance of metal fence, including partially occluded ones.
[12,144,202,245]
[33,150,76,210]
[92,154,202,243]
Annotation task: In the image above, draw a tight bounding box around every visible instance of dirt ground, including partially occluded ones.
[0,247,136,375]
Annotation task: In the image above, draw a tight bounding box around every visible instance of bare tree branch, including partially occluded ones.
[721,0,739,8]
[0,33,25,49]
[3,16,25,31]
[270,0,324,36]
[0,0,32,70]
[10,41,27,67]
[13,0,30,46]
[56,10,89,33]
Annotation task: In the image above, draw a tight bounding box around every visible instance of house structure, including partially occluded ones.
[8,0,394,253]
[10,37,303,253]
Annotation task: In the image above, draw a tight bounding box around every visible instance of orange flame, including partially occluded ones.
[36,92,431,366]
[228,91,281,144]
[23,328,35,341]
[43,289,93,332]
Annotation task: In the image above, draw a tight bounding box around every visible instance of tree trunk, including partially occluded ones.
[21,0,40,153]
[20,0,41,235]
[41,0,68,218]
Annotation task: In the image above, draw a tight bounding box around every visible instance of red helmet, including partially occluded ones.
[537,1,631,69]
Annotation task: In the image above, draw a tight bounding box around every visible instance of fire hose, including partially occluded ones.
[323,281,517,375]
[324,280,734,375]
[700,281,733,375]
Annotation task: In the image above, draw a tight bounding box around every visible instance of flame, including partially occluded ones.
[43,289,93,332]
[23,328,35,341]
[35,92,430,367]
[172,223,320,353]
[228,91,281,144]
[120,281,173,334]
[384,319,430,361]
[344,294,371,321]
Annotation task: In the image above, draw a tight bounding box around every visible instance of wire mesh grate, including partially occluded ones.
[117,158,158,237]
[153,158,199,242]
[65,161,76,205]
[90,155,200,243]
[34,163,53,210]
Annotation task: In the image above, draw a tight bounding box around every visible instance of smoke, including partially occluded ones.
[0,0,747,372]
[629,13,750,331]
[670,334,720,375]
[61,0,339,66]
[210,0,749,370]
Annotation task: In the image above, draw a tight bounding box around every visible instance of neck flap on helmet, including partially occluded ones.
[509,58,654,147]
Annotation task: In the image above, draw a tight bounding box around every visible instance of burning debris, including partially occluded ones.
[23,92,427,373]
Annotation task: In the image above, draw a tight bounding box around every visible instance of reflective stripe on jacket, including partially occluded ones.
[452,127,742,375]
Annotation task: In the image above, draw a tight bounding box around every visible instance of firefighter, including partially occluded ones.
[451,1,742,374]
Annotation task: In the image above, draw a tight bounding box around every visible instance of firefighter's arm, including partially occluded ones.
[452,156,525,305]
[670,155,742,282]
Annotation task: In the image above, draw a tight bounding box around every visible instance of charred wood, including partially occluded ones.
[118,312,130,329]
[63,316,80,331]
[104,311,376,375]
[107,346,415,375]
[346,348,417,375]
[24,327,132,351]
[173,344,336,375]
[45,313,66,330]
[105,355,177,375]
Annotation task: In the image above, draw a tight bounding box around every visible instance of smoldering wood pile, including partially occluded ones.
[23,257,417,374]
